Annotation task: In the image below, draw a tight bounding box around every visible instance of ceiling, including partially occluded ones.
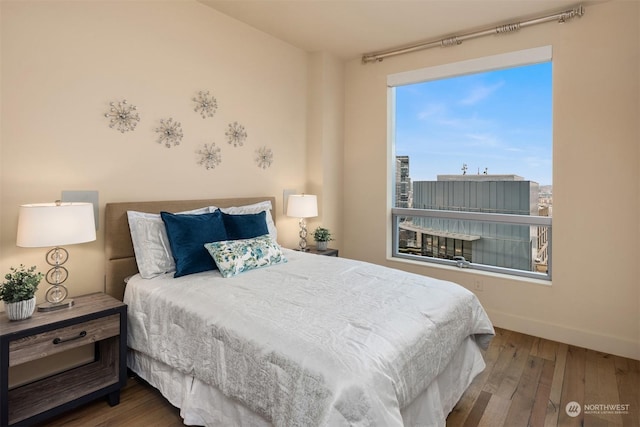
[198,0,596,61]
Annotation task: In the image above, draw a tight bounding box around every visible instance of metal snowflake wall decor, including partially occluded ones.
[104,99,140,133]
[225,121,247,147]
[255,146,273,169]
[193,90,217,119]
[197,143,222,170]
[155,118,183,148]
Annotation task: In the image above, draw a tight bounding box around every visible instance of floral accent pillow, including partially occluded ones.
[204,234,287,278]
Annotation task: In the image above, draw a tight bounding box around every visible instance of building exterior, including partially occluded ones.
[395,156,412,208]
[401,174,544,272]
[536,205,550,272]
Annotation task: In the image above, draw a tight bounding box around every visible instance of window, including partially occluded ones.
[389,47,553,280]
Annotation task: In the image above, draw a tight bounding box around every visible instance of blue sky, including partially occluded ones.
[394,62,552,186]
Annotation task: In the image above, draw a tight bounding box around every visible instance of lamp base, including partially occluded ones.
[37,299,74,312]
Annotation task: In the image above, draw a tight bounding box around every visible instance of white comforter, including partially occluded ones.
[125,249,494,426]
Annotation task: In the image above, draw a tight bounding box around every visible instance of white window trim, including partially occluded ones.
[387,45,552,87]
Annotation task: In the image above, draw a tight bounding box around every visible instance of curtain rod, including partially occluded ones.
[361,4,584,64]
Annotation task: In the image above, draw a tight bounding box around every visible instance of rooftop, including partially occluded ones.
[436,174,529,182]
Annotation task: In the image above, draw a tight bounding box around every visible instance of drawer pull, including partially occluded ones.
[53,330,87,345]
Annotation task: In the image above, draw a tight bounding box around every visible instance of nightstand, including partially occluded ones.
[306,246,339,257]
[0,293,127,426]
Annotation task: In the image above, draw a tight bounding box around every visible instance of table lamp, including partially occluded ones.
[16,201,96,311]
[286,194,318,252]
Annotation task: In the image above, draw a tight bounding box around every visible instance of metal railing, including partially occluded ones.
[391,207,552,280]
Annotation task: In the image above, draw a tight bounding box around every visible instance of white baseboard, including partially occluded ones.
[487,309,640,361]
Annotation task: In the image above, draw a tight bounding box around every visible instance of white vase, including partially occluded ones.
[5,296,36,321]
[316,241,328,251]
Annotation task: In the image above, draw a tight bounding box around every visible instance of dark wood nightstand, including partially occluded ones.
[306,246,339,257]
[0,293,127,426]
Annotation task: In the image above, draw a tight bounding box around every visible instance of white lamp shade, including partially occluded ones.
[17,202,96,248]
[286,194,318,218]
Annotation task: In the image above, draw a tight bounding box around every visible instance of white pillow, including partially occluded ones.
[127,207,210,279]
[217,200,277,240]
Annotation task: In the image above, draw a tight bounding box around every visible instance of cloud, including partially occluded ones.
[464,133,500,148]
[417,104,445,120]
[417,102,495,129]
[523,155,552,169]
[459,81,504,105]
[438,114,493,128]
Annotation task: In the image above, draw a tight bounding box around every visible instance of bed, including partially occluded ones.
[104,197,494,427]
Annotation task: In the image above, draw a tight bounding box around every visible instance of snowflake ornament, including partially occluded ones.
[255,146,273,169]
[193,90,217,119]
[104,99,140,133]
[197,143,222,170]
[155,118,183,148]
[225,121,247,147]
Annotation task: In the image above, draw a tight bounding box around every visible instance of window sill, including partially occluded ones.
[386,255,553,287]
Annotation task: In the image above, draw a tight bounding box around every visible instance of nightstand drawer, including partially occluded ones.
[9,314,120,367]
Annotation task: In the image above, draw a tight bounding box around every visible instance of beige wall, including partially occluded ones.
[306,52,344,249]
[0,0,310,304]
[344,0,640,360]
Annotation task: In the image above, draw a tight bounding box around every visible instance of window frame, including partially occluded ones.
[388,46,553,281]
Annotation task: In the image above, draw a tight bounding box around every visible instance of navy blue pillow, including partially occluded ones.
[161,210,228,277]
[222,211,269,240]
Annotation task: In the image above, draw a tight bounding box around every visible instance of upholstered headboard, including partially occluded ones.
[104,197,276,301]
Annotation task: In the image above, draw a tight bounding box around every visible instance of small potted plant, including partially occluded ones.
[1,265,43,321]
[312,227,333,251]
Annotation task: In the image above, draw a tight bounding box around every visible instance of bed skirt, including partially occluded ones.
[128,335,485,427]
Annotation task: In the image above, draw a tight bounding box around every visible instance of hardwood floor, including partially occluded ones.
[38,327,639,427]
[36,375,185,427]
[448,327,639,427]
